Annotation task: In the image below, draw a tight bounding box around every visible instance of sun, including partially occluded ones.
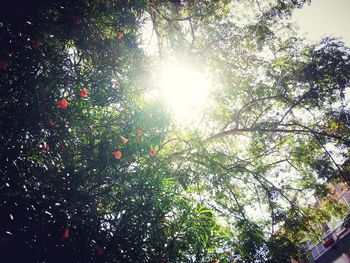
[158,62,212,122]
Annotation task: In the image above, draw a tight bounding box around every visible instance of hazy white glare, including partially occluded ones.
[158,63,212,122]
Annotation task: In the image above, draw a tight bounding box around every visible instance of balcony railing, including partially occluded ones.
[308,221,350,261]
[307,190,350,261]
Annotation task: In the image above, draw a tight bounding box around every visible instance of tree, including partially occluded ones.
[0,0,349,262]
[147,0,350,261]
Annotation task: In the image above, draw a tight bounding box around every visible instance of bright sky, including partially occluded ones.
[145,0,350,124]
[158,62,212,123]
[292,0,350,46]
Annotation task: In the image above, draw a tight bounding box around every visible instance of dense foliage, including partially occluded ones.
[0,0,349,262]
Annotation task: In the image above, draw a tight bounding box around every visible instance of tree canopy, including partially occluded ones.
[0,0,349,262]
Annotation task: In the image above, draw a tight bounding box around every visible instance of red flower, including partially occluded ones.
[149,149,156,157]
[116,31,124,40]
[56,98,68,109]
[113,82,121,90]
[0,59,9,70]
[32,40,42,49]
[61,228,69,240]
[59,144,66,153]
[41,142,50,152]
[113,151,122,160]
[47,119,55,126]
[137,130,143,136]
[212,259,218,263]
[15,8,25,16]
[84,179,91,186]
[95,245,104,256]
[162,216,168,222]
[162,258,167,263]
[119,135,128,144]
[74,17,82,26]
[80,88,88,97]
[0,236,10,246]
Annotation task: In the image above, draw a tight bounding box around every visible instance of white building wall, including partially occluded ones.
[332,253,350,263]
